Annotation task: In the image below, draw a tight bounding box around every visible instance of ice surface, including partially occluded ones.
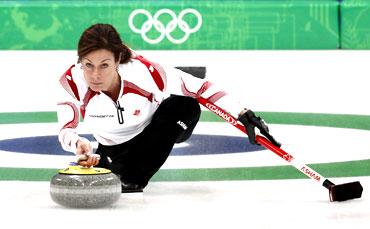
[0,177,368,229]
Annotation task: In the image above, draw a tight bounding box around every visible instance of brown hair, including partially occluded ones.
[77,23,132,64]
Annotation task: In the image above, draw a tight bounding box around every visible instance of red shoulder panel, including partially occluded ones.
[134,55,166,92]
[59,65,80,101]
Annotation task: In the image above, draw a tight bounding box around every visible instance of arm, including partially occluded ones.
[57,100,82,153]
[165,67,280,147]
[164,67,244,118]
[57,65,99,167]
[57,101,99,167]
[57,65,85,153]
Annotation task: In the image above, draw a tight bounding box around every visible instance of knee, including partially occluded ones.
[171,95,201,119]
[168,96,200,143]
[152,95,201,142]
[155,95,201,121]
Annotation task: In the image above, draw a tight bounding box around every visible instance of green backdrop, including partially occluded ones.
[341,0,370,49]
[0,0,368,49]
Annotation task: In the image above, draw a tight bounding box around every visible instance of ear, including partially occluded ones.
[116,52,122,65]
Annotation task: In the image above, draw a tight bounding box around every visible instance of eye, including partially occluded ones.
[85,63,93,68]
[100,63,109,69]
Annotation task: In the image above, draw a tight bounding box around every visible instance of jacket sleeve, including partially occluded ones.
[56,65,84,153]
[164,66,246,118]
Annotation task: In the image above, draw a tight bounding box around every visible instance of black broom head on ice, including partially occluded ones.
[329,181,363,202]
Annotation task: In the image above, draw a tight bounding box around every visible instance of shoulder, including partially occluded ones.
[119,59,155,81]
[128,55,167,92]
[59,64,86,101]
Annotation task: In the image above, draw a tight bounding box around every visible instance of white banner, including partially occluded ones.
[0,50,369,115]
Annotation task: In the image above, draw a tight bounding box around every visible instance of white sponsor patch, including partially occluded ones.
[177,120,188,130]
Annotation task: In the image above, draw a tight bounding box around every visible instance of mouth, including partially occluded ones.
[90,82,103,86]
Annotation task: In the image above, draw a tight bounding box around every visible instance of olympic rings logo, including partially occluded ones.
[128,8,202,44]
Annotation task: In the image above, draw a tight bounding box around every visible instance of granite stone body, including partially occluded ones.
[50,170,121,208]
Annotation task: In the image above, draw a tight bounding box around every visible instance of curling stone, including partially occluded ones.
[50,164,121,208]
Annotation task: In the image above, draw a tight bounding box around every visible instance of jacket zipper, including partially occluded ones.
[116,101,124,124]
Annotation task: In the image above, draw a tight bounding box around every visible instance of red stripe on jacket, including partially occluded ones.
[59,65,80,101]
[123,80,153,102]
[181,80,226,103]
[134,55,166,92]
[58,102,79,129]
[80,89,99,119]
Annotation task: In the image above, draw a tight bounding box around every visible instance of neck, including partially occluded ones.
[104,72,121,101]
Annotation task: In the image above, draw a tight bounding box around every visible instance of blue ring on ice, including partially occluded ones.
[0,134,263,156]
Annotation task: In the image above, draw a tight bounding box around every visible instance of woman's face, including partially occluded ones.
[81,49,119,92]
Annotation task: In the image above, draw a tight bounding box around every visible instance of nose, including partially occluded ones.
[90,68,100,80]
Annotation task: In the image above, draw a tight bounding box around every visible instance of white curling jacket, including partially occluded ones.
[57,52,244,153]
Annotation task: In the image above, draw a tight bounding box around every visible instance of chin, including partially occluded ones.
[89,85,103,92]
